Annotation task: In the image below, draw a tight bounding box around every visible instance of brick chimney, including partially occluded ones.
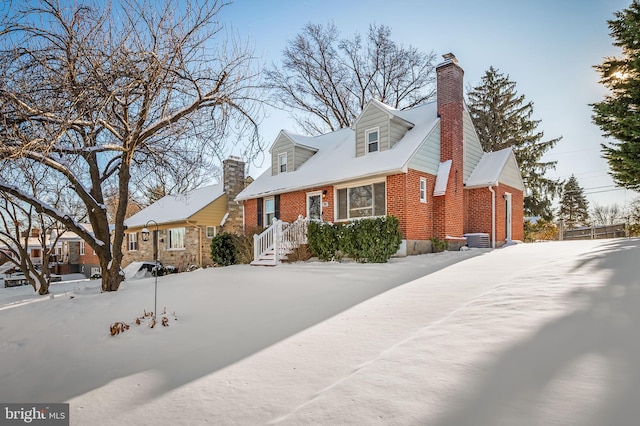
[222,157,246,232]
[434,53,465,240]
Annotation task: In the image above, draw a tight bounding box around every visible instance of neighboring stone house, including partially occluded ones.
[122,158,247,269]
[236,54,525,260]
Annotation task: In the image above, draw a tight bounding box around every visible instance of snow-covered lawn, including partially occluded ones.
[1,238,638,425]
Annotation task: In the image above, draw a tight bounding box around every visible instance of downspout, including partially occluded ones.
[488,185,496,249]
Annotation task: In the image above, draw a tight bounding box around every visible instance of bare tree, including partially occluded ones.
[266,23,437,134]
[0,0,263,292]
[591,203,623,226]
[0,162,70,295]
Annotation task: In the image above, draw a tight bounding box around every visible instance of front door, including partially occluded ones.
[307,192,322,221]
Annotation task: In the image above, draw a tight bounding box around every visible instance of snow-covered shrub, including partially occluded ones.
[307,221,340,261]
[307,216,402,263]
[345,216,402,263]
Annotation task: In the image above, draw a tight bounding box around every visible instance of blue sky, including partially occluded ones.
[221,0,637,210]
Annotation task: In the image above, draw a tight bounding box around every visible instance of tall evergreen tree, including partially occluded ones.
[467,67,561,220]
[558,175,590,228]
[592,1,640,190]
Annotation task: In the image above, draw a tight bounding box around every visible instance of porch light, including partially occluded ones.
[141,227,150,241]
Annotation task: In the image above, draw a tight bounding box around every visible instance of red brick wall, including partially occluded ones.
[244,198,258,231]
[386,174,407,237]
[243,186,334,228]
[464,185,525,244]
[387,170,437,241]
[465,188,493,236]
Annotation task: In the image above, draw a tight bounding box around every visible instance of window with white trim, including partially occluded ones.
[420,177,427,203]
[278,152,288,173]
[366,128,379,153]
[206,226,216,238]
[80,241,85,255]
[167,227,185,250]
[336,182,385,220]
[127,233,138,251]
[264,197,276,225]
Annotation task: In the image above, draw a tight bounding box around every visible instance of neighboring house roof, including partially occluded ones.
[465,148,525,190]
[236,101,439,201]
[51,223,94,243]
[124,184,225,229]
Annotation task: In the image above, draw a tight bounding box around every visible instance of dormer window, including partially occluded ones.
[366,128,379,153]
[278,152,288,173]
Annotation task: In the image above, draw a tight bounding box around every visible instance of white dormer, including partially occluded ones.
[353,99,414,157]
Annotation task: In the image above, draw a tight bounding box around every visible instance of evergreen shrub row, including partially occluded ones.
[307,216,403,263]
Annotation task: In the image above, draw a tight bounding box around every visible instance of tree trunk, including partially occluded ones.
[37,276,50,295]
[102,266,124,292]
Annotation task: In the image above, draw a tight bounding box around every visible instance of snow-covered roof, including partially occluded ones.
[269,130,322,153]
[237,101,438,201]
[51,223,93,242]
[124,184,225,229]
[352,99,415,128]
[465,148,519,189]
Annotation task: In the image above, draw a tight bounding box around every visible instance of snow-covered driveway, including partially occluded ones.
[2,238,639,425]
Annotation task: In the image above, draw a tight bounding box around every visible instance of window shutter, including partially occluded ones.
[275,194,281,220]
[257,197,263,227]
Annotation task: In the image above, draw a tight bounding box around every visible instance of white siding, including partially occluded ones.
[408,122,440,175]
[389,118,412,149]
[463,111,484,182]
[355,104,389,156]
[294,146,315,170]
[498,154,525,190]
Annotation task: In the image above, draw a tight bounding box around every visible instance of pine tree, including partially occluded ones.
[558,175,590,228]
[592,1,640,191]
[467,67,561,220]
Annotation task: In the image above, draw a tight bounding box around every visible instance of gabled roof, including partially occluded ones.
[124,184,225,229]
[352,99,415,128]
[268,130,322,153]
[236,101,438,201]
[465,148,524,190]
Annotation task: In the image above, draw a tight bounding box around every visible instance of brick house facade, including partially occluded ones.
[237,54,525,253]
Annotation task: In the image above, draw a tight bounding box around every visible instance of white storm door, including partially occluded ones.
[307,192,322,221]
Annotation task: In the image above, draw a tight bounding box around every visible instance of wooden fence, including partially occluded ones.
[562,223,627,240]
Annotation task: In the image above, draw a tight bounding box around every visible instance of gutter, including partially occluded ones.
[235,170,403,202]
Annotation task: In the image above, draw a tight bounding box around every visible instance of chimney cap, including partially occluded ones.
[442,53,458,64]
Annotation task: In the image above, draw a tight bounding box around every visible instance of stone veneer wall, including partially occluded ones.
[222,157,246,233]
